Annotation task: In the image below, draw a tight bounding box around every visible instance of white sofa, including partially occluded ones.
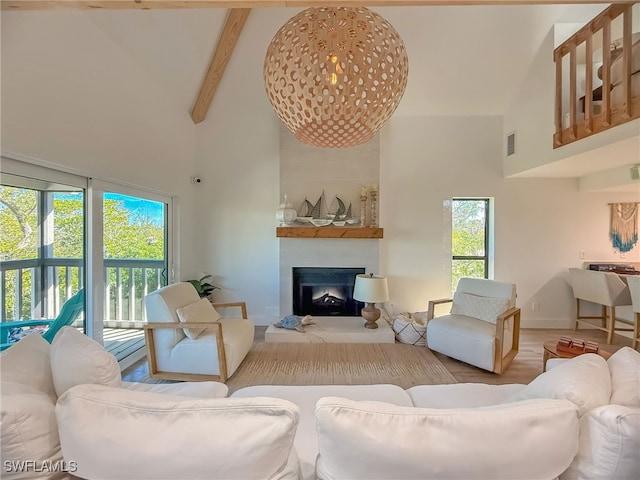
[1,327,639,480]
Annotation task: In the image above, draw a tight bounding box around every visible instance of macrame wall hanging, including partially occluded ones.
[609,202,639,252]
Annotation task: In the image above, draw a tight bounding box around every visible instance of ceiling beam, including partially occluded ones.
[2,0,633,11]
[191,8,250,124]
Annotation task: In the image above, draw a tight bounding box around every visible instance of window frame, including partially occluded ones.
[452,197,491,282]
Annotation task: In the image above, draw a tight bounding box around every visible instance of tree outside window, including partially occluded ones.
[452,198,489,291]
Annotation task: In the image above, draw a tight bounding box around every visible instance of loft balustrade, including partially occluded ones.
[1,258,164,328]
[554,3,640,148]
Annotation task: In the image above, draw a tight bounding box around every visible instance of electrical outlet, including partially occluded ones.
[579,250,586,259]
[531,301,539,312]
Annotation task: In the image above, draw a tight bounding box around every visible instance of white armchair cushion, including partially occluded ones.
[50,326,121,397]
[176,297,221,340]
[561,404,640,480]
[607,346,640,407]
[450,291,510,324]
[56,384,301,480]
[503,353,611,417]
[315,397,579,480]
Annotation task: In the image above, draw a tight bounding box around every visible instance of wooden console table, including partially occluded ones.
[276,226,383,239]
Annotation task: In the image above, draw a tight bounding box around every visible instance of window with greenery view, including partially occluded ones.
[452,198,490,290]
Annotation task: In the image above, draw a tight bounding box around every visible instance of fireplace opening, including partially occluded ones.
[292,267,365,316]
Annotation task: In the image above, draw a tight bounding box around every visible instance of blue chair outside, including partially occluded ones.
[0,288,85,350]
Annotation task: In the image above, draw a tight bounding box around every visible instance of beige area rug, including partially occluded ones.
[224,342,457,394]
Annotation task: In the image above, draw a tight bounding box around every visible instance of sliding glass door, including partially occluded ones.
[1,158,175,366]
[1,164,87,334]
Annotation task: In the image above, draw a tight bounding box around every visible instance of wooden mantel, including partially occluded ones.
[276,226,383,239]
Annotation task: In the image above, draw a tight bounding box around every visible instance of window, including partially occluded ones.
[452,198,491,290]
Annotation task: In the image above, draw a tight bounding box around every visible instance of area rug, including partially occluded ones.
[224,342,457,394]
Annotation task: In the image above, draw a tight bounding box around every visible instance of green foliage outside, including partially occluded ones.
[452,199,487,291]
[1,186,165,320]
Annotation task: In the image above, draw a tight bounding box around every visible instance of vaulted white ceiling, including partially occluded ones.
[4,3,631,187]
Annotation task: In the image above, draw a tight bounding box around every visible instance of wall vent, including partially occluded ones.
[506,132,516,156]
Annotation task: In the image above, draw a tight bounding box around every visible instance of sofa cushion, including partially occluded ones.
[50,326,121,397]
[121,380,229,398]
[407,383,526,408]
[0,333,56,401]
[231,384,413,480]
[176,297,221,340]
[56,384,301,480]
[0,335,67,479]
[560,404,640,480]
[315,397,579,480]
[450,291,510,324]
[607,346,640,407]
[503,353,611,417]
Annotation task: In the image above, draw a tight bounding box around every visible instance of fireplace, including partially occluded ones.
[292,267,365,316]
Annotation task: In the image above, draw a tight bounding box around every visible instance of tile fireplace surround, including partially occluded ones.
[279,238,379,318]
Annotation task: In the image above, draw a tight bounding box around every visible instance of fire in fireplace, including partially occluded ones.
[292,267,365,316]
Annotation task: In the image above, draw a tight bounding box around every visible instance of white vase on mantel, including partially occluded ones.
[276,193,297,226]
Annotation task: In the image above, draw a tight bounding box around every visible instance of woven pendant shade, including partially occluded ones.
[264,7,409,148]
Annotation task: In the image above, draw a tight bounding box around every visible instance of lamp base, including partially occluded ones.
[361,303,380,329]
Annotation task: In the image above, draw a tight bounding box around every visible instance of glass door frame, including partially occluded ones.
[1,157,177,345]
[88,179,176,343]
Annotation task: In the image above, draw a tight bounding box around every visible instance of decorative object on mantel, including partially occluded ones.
[370,184,379,228]
[263,7,409,148]
[273,314,314,333]
[276,193,297,226]
[609,202,639,252]
[328,196,347,221]
[353,273,389,329]
[297,198,314,223]
[309,191,328,220]
[360,186,368,227]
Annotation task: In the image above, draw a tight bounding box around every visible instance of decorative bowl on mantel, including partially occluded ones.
[332,221,346,227]
[310,219,332,227]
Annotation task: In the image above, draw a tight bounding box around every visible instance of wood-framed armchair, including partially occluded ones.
[425,278,521,374]
[144,283,254,382]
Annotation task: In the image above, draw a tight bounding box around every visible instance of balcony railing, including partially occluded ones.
[1,258,165,328]
[554,3,639,148]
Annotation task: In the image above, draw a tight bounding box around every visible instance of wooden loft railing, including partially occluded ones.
[554,3,640,149]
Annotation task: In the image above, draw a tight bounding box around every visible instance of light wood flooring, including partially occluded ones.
[122,327,632,385]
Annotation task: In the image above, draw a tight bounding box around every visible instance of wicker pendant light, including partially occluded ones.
[264,7,409,148]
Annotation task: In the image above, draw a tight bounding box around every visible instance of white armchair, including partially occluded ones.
[144,282,255,382]
[426,278,521,374]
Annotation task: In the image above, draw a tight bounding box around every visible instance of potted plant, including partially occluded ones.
[187,274,220,299]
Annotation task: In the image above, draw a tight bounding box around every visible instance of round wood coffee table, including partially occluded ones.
[542,340,612,371]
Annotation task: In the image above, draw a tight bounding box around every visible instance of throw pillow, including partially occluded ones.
[503,353,611,417]
[450,291,510,324]
[607,346,640,407]
[50,326,121,397]
[560,404,640,480]
[176,297,221,340]
[56,384,301,480]
[0,333,56,401]
[315,396,579,480]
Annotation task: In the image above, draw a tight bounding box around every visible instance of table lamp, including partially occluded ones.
[353,273,389,329]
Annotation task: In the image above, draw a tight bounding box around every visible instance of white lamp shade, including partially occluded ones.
[353,274,389,303]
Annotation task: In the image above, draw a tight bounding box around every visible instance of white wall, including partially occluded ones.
[381,115,639,327]
[503,24,640,180]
